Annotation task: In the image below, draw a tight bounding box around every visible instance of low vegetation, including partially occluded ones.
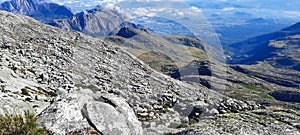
[0,111,47,135]
[268,40,287,48]
[21,86,58,97]
[240,84,260,92]
[259,94,276,102]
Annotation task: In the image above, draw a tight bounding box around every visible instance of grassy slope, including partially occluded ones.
[105,28,208,69]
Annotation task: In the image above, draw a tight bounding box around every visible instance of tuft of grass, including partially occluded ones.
[0,111,47,135]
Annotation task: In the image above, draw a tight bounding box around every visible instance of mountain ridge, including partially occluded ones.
[227,21,300,71]
[50,5,135,36]
[0,0,135,36]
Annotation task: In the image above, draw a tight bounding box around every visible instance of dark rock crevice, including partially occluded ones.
[81,103,104,135]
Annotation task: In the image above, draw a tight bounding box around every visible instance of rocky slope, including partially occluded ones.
[106,27,300,110]
[0,10,281,134]
[180,109,300,135]
[0,0,75,23]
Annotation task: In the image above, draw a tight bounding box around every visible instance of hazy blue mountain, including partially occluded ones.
[132,16,196,37]
[185,0,300,45]
[0,0,75,23]
[227,22,300,71]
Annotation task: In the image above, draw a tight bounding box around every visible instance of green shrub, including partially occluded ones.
[0,111,47,135]
[47,91,58,97]
[21,88,30,96]
[188,118,198,125]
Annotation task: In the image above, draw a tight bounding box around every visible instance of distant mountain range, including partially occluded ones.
[0,0,134,36]
[228,22,300,71]
[185,0,300,45]
[49,5,136,36]
[0,0,75,23]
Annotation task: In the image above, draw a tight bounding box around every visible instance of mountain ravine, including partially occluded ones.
[0,11,299,135]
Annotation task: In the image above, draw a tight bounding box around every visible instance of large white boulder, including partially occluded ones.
[37,90,143,135]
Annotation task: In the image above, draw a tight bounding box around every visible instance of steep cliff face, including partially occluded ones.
[0,10,299,135]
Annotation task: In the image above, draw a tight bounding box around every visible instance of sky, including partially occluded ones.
[0,0,182,12]
[0,0,299,23]
[0,0,299,12]
[0,0,122,11]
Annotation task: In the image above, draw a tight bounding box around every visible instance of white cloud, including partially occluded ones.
[191,6,202,13]
[130,7,167,17]
[222,7,235,11]
[177,11,184,16]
